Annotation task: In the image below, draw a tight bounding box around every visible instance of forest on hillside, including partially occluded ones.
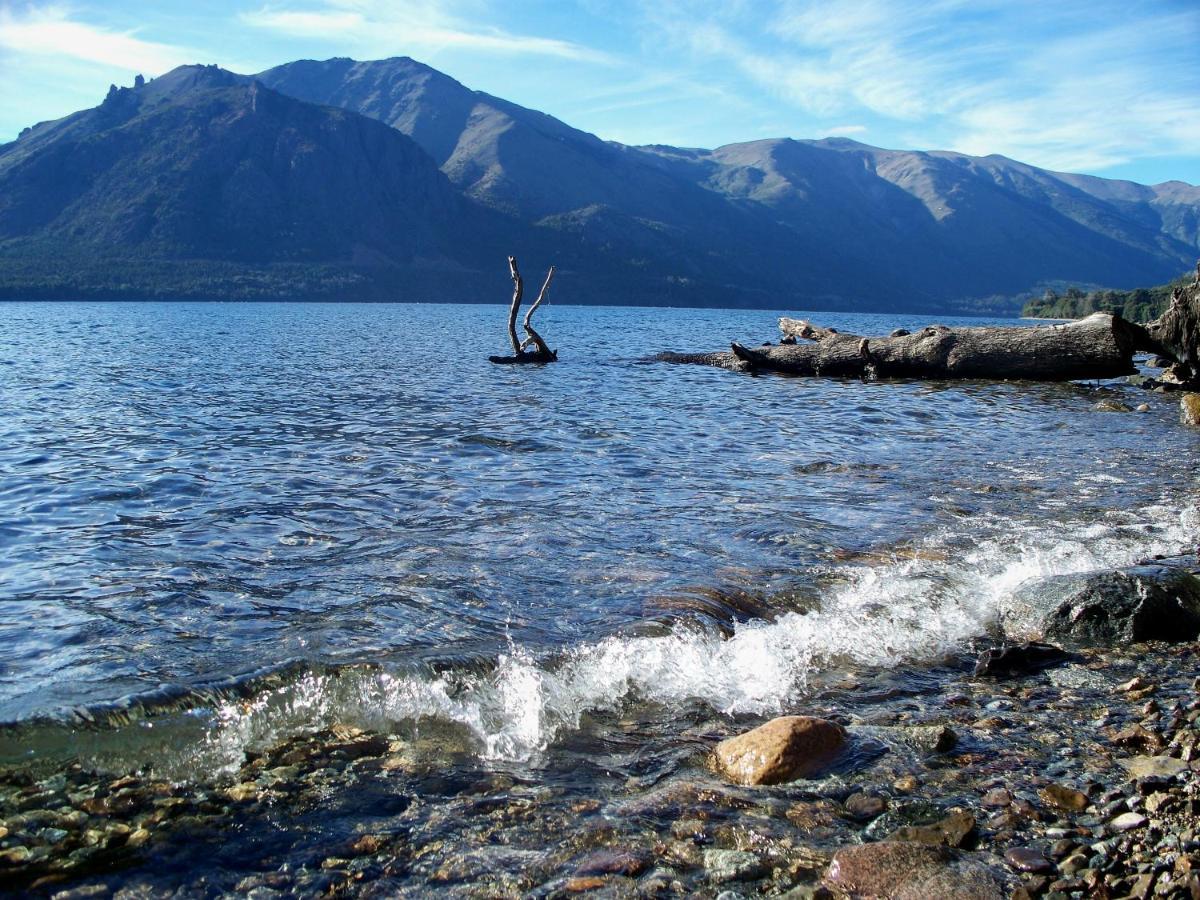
[1021,269,1193,322]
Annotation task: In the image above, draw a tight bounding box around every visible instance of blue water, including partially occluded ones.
[0,301,1197,767]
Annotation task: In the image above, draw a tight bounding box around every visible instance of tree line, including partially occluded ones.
[1021,269,1192,322]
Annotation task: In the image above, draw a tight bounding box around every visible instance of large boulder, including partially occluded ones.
[713,716,846,785]
[823,842,1009,899]
[1018,560,1200,646]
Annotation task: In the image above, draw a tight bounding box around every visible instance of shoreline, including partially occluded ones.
[4,629,1200,897]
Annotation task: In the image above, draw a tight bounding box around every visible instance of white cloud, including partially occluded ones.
[0,4,192,74]
[634,0,1200,174]
[239,8,365,36]
[826,124,867,137]
[240,2,615,63]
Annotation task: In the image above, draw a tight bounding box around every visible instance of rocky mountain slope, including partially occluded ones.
[1,56,1196,309]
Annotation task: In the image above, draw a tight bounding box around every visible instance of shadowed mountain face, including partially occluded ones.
[0,56,1197,308]
[0,65,468,264]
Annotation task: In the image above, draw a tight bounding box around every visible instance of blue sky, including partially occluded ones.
[1,0,1197,185]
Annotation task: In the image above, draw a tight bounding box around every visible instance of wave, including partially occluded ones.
[3,496,1195,779]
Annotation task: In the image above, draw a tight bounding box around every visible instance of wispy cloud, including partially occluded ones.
[635,0,1200,173]
[240,1,615,63]
[0,4,192,73]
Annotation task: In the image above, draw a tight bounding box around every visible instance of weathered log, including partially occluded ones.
[660,262,1200,384]
[659,312,1146,381]
[488,256,557,365]
[1137,278,1200,382]
[779,318,841,342]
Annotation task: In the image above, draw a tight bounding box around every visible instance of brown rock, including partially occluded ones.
[844,792,888,822]
[574,850,647,877]
[981,788,1012,808]
[564,877,608,892]
[1039,784,1089,813]
[1111,725,1166,753]
[887,809,977,848]
[713,716,846,785]
[1181,393,1200,426]
[350,834,387,855]
[224,782,261,803]
[1004,847,1053,873]
[824,842,1008,899]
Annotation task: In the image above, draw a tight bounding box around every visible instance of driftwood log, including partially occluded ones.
[658,273,1200,384]
[489,256,558,365]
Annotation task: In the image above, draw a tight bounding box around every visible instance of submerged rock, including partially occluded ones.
[713,716,846,786]
[824,841,1008,899]
[1120,756,1188,780]
[974,642,1070,678]
[1025,564,1200,646]
[1039,784,1089,813]
[703,849,765,883]
[885,809,976,848]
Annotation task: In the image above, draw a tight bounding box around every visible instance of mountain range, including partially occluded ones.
[1,56,1197,313]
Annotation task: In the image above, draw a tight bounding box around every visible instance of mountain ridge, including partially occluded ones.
[1,56,1196,312]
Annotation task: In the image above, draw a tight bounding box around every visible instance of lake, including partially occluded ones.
[0,301,1196,892]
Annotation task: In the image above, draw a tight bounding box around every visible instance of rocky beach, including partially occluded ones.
[5,554,1200,899]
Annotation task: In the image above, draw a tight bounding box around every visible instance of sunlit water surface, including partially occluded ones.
[0,301,1197,774]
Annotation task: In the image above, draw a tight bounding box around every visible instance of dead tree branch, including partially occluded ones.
[489,256,558,365]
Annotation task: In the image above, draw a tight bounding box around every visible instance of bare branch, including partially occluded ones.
[505,255,523,356]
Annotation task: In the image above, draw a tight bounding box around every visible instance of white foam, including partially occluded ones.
[176,497,1197,773]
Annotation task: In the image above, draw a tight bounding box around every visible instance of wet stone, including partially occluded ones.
[713,716,846,786]
[0,845,33,865]
[1122,756,1188,780]
[886,809,976,849]
[824,841,1008,899]
[575,850,647,878]
[1005,847,1054,873]
[844,792,887,822]
[981,788,1012,808]
[974,642,1070,678]
[1110,812,1147,832]
[563,876,608,892]
[1039,783,1089,813]
[703,849,765,883]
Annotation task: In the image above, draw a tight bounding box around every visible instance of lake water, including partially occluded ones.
[0,302,1198,887]
[1,301,1197,765]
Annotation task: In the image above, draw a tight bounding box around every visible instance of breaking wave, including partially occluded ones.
[3,498,1196,779]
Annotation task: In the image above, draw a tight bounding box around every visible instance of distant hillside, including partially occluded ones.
[1,56,1198,310]
[1022,268,1194,321]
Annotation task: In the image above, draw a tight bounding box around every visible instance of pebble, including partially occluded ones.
[1040,784,1089,812]
[1110,812,1148,832]
[844,792,886,822]
[982,788,1012,808]
[1005,847,1053,873]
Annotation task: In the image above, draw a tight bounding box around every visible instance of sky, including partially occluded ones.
[1,0,1198,185]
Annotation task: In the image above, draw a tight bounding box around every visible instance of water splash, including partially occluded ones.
[145,496,1197,776]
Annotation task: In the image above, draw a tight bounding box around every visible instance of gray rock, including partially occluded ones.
[1022,564,1200,646]
[1109,812,1147,832]
[704,849,766,883]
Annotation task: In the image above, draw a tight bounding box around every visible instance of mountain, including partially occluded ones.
[255,57,1200,309]
[0,65,518,299]
[1,56,1197,310]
